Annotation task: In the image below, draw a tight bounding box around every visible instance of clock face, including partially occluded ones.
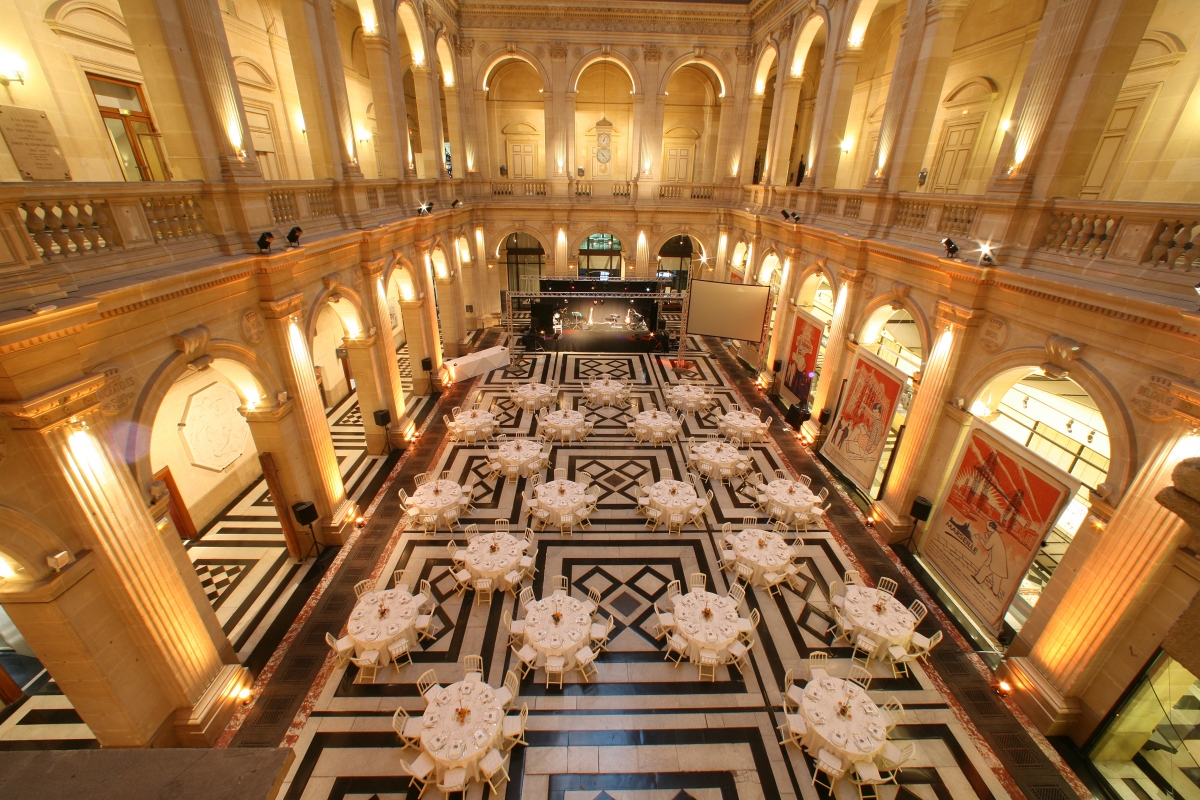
[597,132,611,147]
[597,147,612,164]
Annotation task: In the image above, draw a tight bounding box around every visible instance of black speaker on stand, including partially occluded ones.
[292,501,328,560]
[898,495,932,552]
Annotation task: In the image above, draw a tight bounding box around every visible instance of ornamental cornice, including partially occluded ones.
[456,5,753,36]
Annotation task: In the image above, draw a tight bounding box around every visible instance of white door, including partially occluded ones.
[931,122,979,194]
[664,146,692,182]
[1079,94,1148,200]
[509,142,535,178]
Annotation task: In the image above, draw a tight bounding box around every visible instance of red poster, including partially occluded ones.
[784,308,825,399]
[729,271,744,284]
[819,349,907,493]
[921,420,1080,632]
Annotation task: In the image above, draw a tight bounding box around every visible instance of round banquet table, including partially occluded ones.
[644,479,698,520]
[420,677,506,782]
[842,585,918,652]
[410,479,464,518]
[498,439,543,477]
[523,594,593,668]
[799,676,888,765]
[730,528,793,586]
[635,410,680,440]
[534,479,588,526]
[461,532,525,591]
[665,385,710,413]
[454,409,496,443]
[762,480,816,524]
[542,409,587,442]
[720,410,764,442]
[347,589,420,662]
[513,383,556,411]
[671,588,741,662]
[584,378,629,407]
[690,441,743,476]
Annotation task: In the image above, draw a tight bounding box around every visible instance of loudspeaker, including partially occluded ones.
[292,501,318,527]
[773,359,783,373]
[373,409,391,427]
[785,404,803,428]
[910,496,933,522]
[818,408,832,425]
[420,357,432,372]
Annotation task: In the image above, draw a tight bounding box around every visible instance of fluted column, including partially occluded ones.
[411,66,446,178]
[1006,425,1200,732]
[399,298,432,396]
[443,85,466,179]
[739,96,767,186]
[714,229,730,282]
[436,275,467,358]
[344,333,387,453]
[804,267,864,434]
[767,78,805,186]
[362,33,408,179]
[259,294,351,542]
[471,88,490,177]
[874,301,977,538]
[812,47,862,188]
[711,97,740,183]
[564,92,579,178]
[764,250,803,374]
[416,242,445,373]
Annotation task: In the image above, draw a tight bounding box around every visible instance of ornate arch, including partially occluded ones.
[231,56,276,90]
[0,505,75,582]
[851,289,933,359]
[395,0,428,67]
[305,276,370,346]
[568,50,641,95]
[845,0,885,47]
[478,48,550,92]
[657,54,730,98]
[752,44,778,96]
[788,12,828,76]
[957,348,1137,502]
[384,251,420,299]
[568,225,632,256]
[649,229,715,262]
[793,258,839,302]
[125,340,283,493]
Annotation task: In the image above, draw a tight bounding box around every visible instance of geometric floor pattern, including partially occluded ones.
[261,340,1039,800]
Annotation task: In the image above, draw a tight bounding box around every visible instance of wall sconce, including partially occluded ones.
[0,52,26,87]
[840,138,854,153]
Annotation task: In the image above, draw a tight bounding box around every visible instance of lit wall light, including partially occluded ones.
[840,138,854,153]
[295,112,307,135]
[848,29,865,47]
[356,126,372,143]
[0,556,14,579]
[970,400,991,417]
[0,51,25,86]
[999,119,1011,131]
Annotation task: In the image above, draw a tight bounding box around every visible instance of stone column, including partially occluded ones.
[259,294,352,543]
[455,235,480,331]
[436,276,467,358]
[1004,424,1200,735]
[399,298,432,396]
[563,92,579,179]
[712,97,741,183]
[812,47,863,189]
[868,0,969,191]
[714,229,731,282]
[343,333,387,453]
[281,0,363,180]
[243,401,320,552]
[804,266,865,436]
[764,250,803,376]
[362,33,408,179]
[116,0,258,181]
[636,230,650,276]
[988,0,1156,199]
[415,243,446,373]
[363,266,408,426]
[768,78,805,186]
[410,66,446,178]
[443,85,466,179]
[874,300,977,539]
[0,386,249,746]
[739,95,767,186]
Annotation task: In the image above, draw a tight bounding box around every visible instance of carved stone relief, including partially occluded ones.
[978,316,1009,353]
[240,309,265,345]
[96,363,136,417]
[1131,375,1179,421]
[179,382,250,472]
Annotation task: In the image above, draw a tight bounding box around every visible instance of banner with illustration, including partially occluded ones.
[819,349,907,493]
[921,419,1080,633]
[783,308,826,400]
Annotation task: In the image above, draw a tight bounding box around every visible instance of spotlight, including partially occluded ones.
[256,231,274,253]
[979,243,995,266]
[781,210,790,220]
[791,212,802,222]
[941,237,959,259]
[996,680,1013,695]
[427,202,435,211]
[451,199,460,207]
[286,226,303,248]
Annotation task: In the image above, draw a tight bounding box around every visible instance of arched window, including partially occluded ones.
[579,233,623,277]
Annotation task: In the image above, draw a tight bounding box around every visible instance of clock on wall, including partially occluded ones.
[597,147,611,164]
[597,132,611,164]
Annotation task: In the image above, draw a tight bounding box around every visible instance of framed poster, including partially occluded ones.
[819,348,907,493]
[784,308,826,399]
[920,419,1081,633]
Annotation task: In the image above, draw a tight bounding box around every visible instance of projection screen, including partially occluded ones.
[685,279,772,342]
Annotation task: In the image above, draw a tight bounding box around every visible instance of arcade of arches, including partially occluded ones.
[0,0,1199,798]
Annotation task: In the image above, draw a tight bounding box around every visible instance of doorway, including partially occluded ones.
[88,74,169,182]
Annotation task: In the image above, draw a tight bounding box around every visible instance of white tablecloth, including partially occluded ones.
[513,383,555,411]
[634,410,680,440]
[410,480,464,518]
[455,409,495,443]
[420,678,505,782]
[542,409,587,441]
[720,410,764,442]
[645,479,697,520]
[347,589,420,661]
[665,385,710,413]
[440,345,509,385]
[584,379,629,407]
[762,480,816,524]
[535,479,588,525]
[672,589,741,662]
[462,532,525,590]
[800,676,888,765]
[524,594,592,668]
[731,528,792,586]
[690,441,744,476]
[843,585,918,651]
[498,439,543,477]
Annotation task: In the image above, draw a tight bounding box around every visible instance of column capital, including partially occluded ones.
[343,331,379,349]
[934,299,981,331]
[0,373,104,430]
[837,265,868,284]
[258,292,305,321]
[360,258,386,280]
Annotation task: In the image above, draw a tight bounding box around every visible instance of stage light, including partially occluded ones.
[781,210,790,220]
[451,199,461,207]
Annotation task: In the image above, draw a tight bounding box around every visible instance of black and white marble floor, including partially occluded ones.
[263,342,1037,800]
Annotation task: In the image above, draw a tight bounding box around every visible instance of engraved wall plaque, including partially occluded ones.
[96,363,136,416]
[240,309,265,345]
[978,316,1009,353]
[0,107,71,181]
